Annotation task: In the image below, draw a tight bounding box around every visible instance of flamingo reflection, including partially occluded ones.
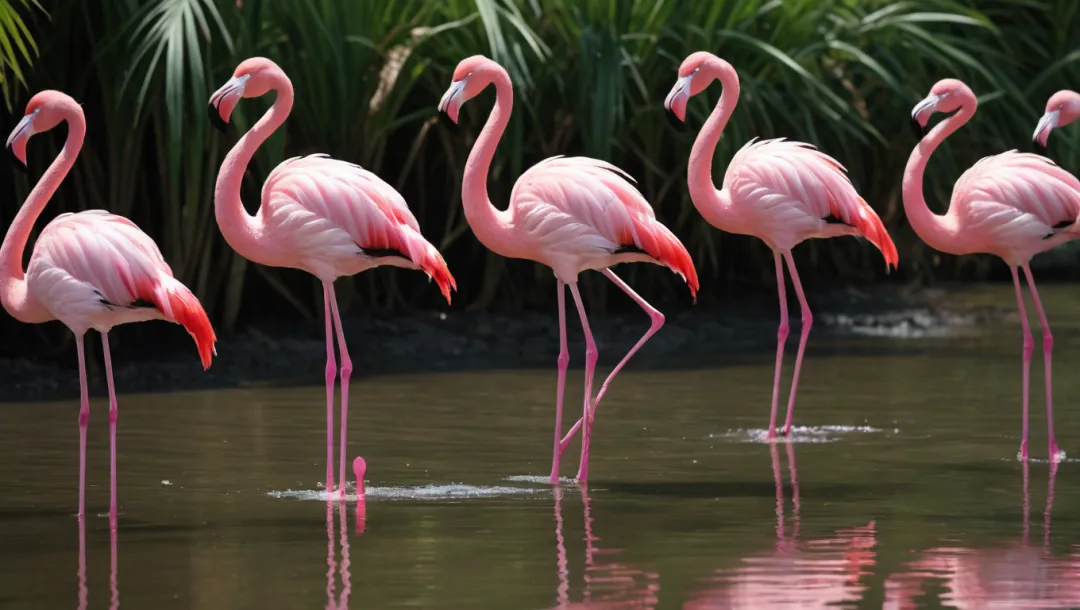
[884,461,1080,609]
[76,517,119,610]
[684,443,878,609]
[553,485,661,608]
[325,499,355,609]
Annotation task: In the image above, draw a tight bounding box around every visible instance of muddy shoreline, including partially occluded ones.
[0,283,1003,403]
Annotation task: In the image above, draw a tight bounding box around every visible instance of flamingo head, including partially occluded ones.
[664,51,735,128]
[438,55,503,124]
[208,57,285,133]
[1033,90,1080,155]
[910,78,974,140]
[352,456,367,498]
[6,91,79,170]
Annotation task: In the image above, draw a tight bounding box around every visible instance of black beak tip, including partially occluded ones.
[910,117,928,140]
[437,110,459,134]
[1033,139,1048,157]
[7,146,27,173]
[665,108,688,132]
[207,103,229,134]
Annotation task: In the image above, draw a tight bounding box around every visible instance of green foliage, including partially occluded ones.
[1,0,1078,338]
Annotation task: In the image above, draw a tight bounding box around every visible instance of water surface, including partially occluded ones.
[3,284,1080,609]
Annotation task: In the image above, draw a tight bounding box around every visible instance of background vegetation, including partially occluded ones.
[2,0,1080,345]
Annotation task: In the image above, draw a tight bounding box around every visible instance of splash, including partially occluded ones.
[505,475,577,485]
[711,425,891,444]
[268,482,547,502]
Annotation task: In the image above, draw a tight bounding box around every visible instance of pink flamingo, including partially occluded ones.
[1033,90,1080,154]
[664,52,898,440]
[3,91,216,526]
[438,55,699,484]
[906,79,1080,462]
[208,58,456,498]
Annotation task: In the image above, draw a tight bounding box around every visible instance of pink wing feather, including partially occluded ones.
[261,154,455,301]
[726,138,898,267]
[511,156,699,295]
[27,211,216,368]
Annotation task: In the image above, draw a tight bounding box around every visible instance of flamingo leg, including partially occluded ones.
[102,332,119,529]
[567,282,598,482]
[781,251,812,436]
[327,283,353,495]
[322,282,337,494]
[550,280,569,484]
[557,268,665,453]
[1021,263,1060,462]
[1010,267,1033,461]
[768,251,789,440]
[75,333,89,521]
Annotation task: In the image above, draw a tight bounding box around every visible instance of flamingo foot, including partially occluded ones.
[766,427,778,442]
[1049,439,1065,463]
[1017,440,1029,461]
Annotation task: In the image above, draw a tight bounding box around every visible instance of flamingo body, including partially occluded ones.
[506,156,697,290]
[256,154,454,297]
[26,211,214,365]
[935,151,1080,264]
[718,138,898,260]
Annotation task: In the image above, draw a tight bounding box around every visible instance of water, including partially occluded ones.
[2,284,1080,609]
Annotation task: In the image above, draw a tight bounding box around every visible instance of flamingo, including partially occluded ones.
[2,91,216,526]
[1033,89,1080,154]
[208,58,456,498]
[906,79,1080,462]
[437,55,699,483]
[664,52,898,440]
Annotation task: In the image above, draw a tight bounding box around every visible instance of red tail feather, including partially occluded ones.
[854,198,899,270]
[420,248,457,305]
[152,279,217,370]
[633,217,700,298]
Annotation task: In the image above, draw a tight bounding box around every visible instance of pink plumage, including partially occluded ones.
[2,91,217,525]
[27,211,216,368]
[667,52,897,441]
[906,78,1080,462]
[724,139,898,266]
[510,156,699,295]
[439,55,697,483]
[210,58,455,498]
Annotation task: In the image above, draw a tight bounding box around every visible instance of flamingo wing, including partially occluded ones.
[510,156,698,294]
[953,150,1080,244]
[27,211,215,367]
[261,154,455,299]
[725,138,898,266]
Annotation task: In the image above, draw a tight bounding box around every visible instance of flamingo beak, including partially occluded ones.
[438,78,467,124]
[1033,109,1059,156]
[664,72,694,130]
[207,75,250,133]
[352,456,367,499]
[5,110,37,171]
[910,93,944,140]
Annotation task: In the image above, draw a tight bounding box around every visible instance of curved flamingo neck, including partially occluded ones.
[0,107,85,323]
[902,102,973,252]
[461,70,516,257]
[687,63,740,226]
[214,70,294,262]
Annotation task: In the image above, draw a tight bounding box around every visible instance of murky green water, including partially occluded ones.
[3,284,1080,609]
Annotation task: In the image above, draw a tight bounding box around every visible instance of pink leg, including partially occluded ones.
[1021,264,1060,462]
[322,282,337,494]
[781,252,812,436]
[567,282,598,482]
[75,333,89,521]
[1010,267,1032,461]
[550,280,569,483]
[768,251,789,440]
[558,269,665,453]
[327,283,353,494]
[102,332,119,529]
